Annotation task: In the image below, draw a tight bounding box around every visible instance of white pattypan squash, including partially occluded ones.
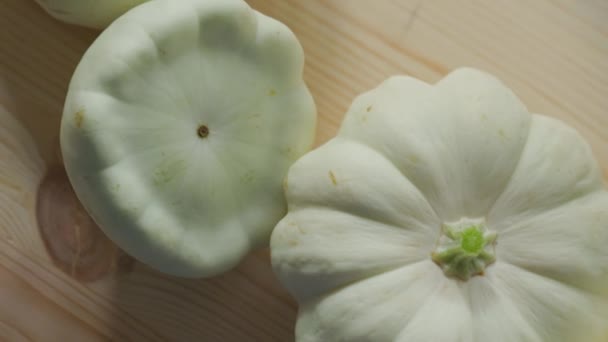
[34,0,148,29]
[61,0,316,277]
[271,68,608,342]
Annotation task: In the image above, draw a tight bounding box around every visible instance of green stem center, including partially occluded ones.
[432,218,497,281]
[461,227,485,253]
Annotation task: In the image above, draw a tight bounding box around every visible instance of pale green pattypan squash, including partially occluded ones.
[34,0,148,29]
[271,68,608,342]
[61,0,316,277]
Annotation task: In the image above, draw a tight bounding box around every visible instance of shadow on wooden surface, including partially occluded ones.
[36,166,135,282]
[106,251,297,341]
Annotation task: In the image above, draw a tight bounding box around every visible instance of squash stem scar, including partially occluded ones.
[197,124,209,138]
[432,218,497,281]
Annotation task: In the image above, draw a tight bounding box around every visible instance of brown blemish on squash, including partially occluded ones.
[498,129,508,140]
[153,159,187,186]
[328,170,337,185]
[268,89,277,96]
[366,105,372,112]
[287,220,306,235]
[74,110,85,128]
[296,224,306,235]
[36,166,134,282]
[153,168,171,185]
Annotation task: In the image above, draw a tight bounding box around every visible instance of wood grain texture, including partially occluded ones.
[0,0,606,341]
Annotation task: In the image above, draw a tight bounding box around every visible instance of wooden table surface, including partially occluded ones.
[1,0,607,341]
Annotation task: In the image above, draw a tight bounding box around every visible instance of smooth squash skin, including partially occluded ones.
[60,0,316,278]
[34,0,149,29]
[271,68,608,342]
